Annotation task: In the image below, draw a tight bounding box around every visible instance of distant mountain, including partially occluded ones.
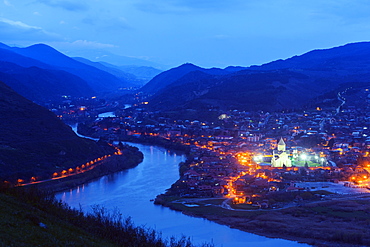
[253,42,370,71]
[0,61,94,102]
[141,63,240,94]
[145,42,370,112]
[102,63,163,83]
[0,45,53,69]
[73,57,145,87]
[66,49,165,69]
[8,44,131,92]
[0,80,111,182]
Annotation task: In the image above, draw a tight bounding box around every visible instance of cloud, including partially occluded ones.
[37,0,88,11]
[0,17,61,41]
[82,16,131,31]
[135,0,245,13]
[3,0,12,6]
[67,40,118,49]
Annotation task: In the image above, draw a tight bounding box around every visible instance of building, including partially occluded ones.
[271,138,292,167]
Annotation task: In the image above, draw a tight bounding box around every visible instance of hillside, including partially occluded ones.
[102,63,163,83]
[254,42,370,71]
[0,188,203,247]
[0,61,94,102]
[0,192,115,247]
[73,57,146,86]
[144,42,370,112]
[0,80,112,183]
[10,44,131,92]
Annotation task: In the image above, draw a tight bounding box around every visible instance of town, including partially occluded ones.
[51,86,370,209]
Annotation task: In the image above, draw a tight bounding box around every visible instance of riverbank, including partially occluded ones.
[25,145,143,193]
[155,193,370,247]
[75,127,369,246]
[77,123,190,154]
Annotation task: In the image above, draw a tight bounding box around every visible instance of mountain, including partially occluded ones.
[145,42,370,112]
[73,57,145,86]
[141,63,240,94]
[149,69,312,111]
[65,49,165,69]
[253,42,370,71]
[0,80,111,182]
[0,61,94,102]
[101,63,163,83]
[8,44,131,92]
[0,45,53,69]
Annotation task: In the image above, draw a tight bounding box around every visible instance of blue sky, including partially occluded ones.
[1,0,370,68]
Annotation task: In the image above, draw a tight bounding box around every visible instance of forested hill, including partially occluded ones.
[0,80,112,183]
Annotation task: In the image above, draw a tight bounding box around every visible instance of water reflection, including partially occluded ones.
[57,143,309,247]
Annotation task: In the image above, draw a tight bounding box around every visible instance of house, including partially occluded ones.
[184,170,202,180]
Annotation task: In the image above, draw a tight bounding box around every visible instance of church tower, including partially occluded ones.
[277,137,286,151]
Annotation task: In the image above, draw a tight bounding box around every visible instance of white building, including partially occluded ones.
[271,138,292,167]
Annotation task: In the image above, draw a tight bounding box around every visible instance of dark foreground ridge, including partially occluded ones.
[0,187,213,247]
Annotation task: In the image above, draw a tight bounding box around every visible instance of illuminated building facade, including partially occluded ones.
[271,138,292,167]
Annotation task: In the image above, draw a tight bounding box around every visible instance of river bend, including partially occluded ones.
[57,142,309,247]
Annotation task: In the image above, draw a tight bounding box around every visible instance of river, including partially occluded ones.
[57,140,309,246]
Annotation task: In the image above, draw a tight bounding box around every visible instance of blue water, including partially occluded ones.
[57,143,310,247]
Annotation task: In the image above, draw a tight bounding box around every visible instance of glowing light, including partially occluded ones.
[253,155,263,162]
[218,114,229,120]
[301,154,307,160]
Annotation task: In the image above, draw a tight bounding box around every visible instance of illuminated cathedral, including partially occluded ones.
[271,138,292,167]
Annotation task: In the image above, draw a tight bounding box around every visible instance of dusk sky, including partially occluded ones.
[1,0,370,68]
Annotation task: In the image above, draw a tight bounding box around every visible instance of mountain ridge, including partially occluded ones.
[143,41,370,112]
[9,43,131,92]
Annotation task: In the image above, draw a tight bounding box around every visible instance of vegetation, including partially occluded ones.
[0,187,213,247]
[0,80,116,183]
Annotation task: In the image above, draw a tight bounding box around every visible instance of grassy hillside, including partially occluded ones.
[0,192,114,247]
[0,188,210,247]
